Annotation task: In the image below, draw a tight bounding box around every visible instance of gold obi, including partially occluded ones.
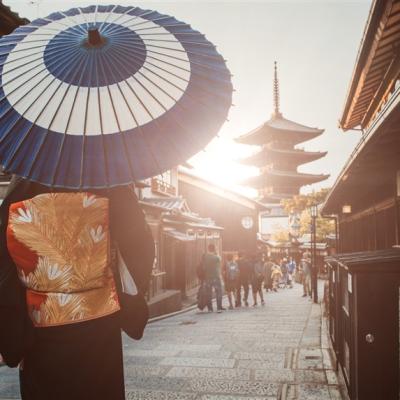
[7,192,120,327]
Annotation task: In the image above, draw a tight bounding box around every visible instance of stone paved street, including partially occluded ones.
[0,282,344,399]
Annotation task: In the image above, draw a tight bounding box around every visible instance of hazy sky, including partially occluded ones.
[6,0,371,197]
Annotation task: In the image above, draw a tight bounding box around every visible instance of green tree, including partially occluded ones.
[281,188,335,242]
[271,223,289,243]
[299,208,335,242]
[281,188,330,214]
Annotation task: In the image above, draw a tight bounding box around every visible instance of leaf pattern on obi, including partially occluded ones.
[9,192,110,291]
[31,279,119,327]
[19,256,73,292]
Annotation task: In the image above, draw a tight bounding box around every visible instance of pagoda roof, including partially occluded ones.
[239,147,327,167]
[258,192,294,204]
[241,169,329,189]
[235,115,324,146]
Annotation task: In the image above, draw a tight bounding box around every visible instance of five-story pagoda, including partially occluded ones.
[236,63,329,205]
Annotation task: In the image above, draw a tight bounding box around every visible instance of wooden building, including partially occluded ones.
[140,194,222,300]
[322,0,400,252]
[322,1,400,397]
[178,167,268,255]
[136,168,223,316]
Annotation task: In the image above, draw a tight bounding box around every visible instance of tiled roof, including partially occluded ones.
[235,116,324,146]
[142,196,188,212]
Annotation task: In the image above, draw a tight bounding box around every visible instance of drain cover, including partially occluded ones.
[305,355,321,360]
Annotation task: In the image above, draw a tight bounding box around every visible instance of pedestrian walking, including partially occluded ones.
[280,258,289,288]
[301,254,312,298]
[237,253,252,307]
[287,257,296,288]
[271,264,283,292]
[0,177,155,400]
[222,254,240,309]
[196,261,208,311]
[251,254,265,306]
[264,258,274,292]
[203,244,224,313]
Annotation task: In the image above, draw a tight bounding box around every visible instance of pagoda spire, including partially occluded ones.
[272,61,282,119]
[236,63,328,205]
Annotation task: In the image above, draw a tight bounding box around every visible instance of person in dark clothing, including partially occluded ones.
[0,176,155,400]
[236,253,252,307]
[264,258,274,292]
[251,254,265,306]
[280,258,288,288]
[222,254,240,309]
[203,244,224,313]
[287,257,296,288]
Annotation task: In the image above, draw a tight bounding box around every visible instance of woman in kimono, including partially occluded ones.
[0,176,155,400]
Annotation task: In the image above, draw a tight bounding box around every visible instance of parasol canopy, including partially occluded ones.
[0,5,232,188]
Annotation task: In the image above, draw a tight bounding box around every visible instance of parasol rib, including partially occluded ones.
[100,53,142,182]
[27,55,89,180]
[100,9,158,36]
[59,11,87,34]
[99,6,137,32]
[50,54,91,186]
[103,53,165,177]
[114,48,230,118]
[110,53,189,163]
[97,5,117,31]
[94,49,110,187]
[2,51,90,171]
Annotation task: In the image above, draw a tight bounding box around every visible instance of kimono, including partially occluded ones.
[0,177,155,400]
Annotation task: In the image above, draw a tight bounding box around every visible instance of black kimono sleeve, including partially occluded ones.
[107,185,155,340]
[0,177,35,367]
[108,185,155,295]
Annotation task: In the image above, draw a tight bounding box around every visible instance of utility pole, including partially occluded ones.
[310,204,318,303]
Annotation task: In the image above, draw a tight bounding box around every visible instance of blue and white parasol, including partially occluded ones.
[0,5,232,188]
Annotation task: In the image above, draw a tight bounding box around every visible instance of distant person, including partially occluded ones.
[300,254,312,298]
[271,263,282,292]
[222,254,240,309]
[237,253,252,307]
[280,258,288,288]
[251,254,265,306]
[264,258,274,292]
[303,250,311,263]
[287,257,296,288]
[196,261,207,312]
[202,244,224,313]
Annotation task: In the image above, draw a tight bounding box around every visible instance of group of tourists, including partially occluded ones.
[197,244,314,312]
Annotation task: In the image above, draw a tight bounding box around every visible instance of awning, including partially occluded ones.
[185,222,224,231]
[299,243,328,250]
[164,229,196,242]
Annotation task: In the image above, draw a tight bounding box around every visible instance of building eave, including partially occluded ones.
[238,148,328,167]
[258,193,294,203]
[323,83,400,215]
[235,116,324,146]
[241,170,329,189]
[339,0,400,130]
